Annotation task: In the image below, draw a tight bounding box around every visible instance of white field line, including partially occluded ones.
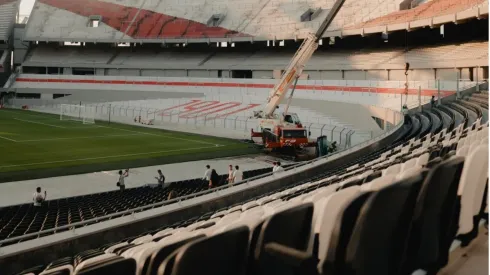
[13,118,66,129]
[17,133,145,142]
[0,135,17,142]
[0,145,224,169]
[10,111,224,146]
[97,125,223,146]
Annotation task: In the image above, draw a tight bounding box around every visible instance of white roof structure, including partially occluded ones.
[23,0,488,43]
[0,0,19,42]
[23,41,489,70]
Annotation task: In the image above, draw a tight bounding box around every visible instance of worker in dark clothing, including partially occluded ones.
[430,95,436,109]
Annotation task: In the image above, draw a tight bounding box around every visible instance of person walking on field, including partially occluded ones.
[233,165,243,183]
[117,169,129,191]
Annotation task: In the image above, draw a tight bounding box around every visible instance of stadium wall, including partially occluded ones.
[11,74,465,110]
[20,66,485,82]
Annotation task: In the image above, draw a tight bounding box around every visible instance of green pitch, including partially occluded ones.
[0,109,254,178]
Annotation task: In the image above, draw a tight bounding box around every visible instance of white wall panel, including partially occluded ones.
[118,69,140,76]
[344,71,366,80]
[188,70,211,77]
[164,70,187,77]
[252,70,272,79]
[321,71,342,80]
[141,70,166,77]
[366,70,388,80]
[436,68,458,81]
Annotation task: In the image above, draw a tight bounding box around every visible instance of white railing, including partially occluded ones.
[9,99,381,148]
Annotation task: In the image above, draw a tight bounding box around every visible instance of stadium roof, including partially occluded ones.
[0,0,19,42]
[22,0,488,43]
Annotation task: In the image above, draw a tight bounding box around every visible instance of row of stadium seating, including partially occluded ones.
[24,41,488,70]
[26,0,485,40]
[0,93,486,248]
[0,167,273,246]
[347,0,485,29]
[12,93,488,275]
[0,0,17,41]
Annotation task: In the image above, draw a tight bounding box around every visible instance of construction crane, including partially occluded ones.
[251,0,347,152]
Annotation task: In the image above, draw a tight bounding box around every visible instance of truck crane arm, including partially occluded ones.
[254,0,346,119]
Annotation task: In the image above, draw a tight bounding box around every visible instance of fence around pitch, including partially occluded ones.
[7,99,380,148]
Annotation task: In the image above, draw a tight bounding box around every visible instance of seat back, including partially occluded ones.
[404,157,465,273]
[361,174,395,191]
[322,192,373,275]
[144,235,204,275]
[458,145,489,235]
[401,158,417,172]
[363,170,382,183]
[382,164,401,176]
[345,174,424,275]
[314,186,361,265]
[168,226,250,275]
[253,203,314,275]
[77,257,136,275]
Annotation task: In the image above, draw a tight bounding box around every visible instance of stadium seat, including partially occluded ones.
[344,173,425,275]
[322,192,373,275]
[253,203,313,275]
[167,226,250,275]
[457,145,489,245]
[402,157,465,274]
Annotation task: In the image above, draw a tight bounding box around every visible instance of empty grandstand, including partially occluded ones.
[0,0,18,85]
[0,0,488,274]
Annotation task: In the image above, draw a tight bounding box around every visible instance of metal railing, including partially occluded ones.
[0,108,404,246]
[9,99,377,147]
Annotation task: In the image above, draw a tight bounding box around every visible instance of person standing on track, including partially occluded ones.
[233,165,243,183]
[227,165,234,185]
[33,187,47,206]
[117,169,129,191]
[155,169,166,188]
[274,162,284,173]
[210,169,219,188]
[203,165,212,186]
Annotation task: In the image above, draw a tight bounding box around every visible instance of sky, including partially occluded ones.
[19,0,36,17]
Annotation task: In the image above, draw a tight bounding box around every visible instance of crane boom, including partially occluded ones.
[255,0,346,119]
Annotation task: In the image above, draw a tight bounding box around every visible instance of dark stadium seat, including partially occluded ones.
[144,234,205,275]
[77,257,136,275]
[167,226,250,275]
[322,192,373,275]
[0,167,273,246]
[402,157,465,274]
[344,174,425,275]
[254,203,314,275]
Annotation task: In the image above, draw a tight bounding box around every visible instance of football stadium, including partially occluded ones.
[0,0,488,274]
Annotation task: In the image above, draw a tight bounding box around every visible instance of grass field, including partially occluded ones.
[0,109,254,178]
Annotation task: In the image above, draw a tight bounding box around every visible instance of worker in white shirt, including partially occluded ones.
[33,187,47,206]
[203,165,212,185]
[117,169,129,190]
[274,161,284,173]
[227,165,234,184]
[272,162,278,172]
[233,165,243,183]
